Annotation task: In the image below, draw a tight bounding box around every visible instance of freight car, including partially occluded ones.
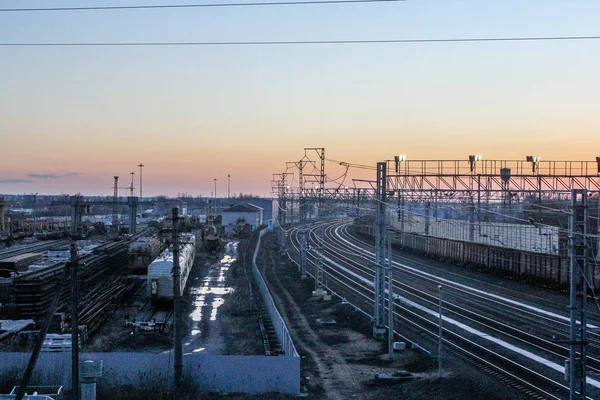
[147,233,196,303]
[354,223,589,291]
[129,236,163,273]
[202,225,221,256]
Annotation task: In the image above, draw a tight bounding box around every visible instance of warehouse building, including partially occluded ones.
[221,203,264,234]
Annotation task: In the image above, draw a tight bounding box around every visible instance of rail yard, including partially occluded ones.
[1,153,600,400]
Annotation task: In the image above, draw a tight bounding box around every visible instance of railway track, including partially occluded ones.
[0,239,70,261]
[11,229,151,318]
[284,219,600,400]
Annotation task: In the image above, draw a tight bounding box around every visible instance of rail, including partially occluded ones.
[252,229,299,358]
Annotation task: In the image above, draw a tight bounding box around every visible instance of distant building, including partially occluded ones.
[218,198,273,222]
[221,203,264,234]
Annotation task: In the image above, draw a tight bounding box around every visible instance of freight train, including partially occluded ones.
[354,223,599,291]
[147,233,196,303]
[128,236,163,273]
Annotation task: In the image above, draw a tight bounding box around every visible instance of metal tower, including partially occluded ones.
[314,227,326,296]
[374,161,387,339]
[569,189,588,400]
[304,147,325,209]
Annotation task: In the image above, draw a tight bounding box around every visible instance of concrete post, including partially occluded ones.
[80,359,103,400]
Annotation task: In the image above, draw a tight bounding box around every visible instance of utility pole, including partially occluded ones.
[214,178,217,212]
[299,229,307,279]
[596,192,600,262]
[313,226,326,296]
[138,163,144,199]
[387,233,394,360]
[438,285,443,379]
[70,241,80,400]
[424,200,431,236]
[374,161,387,339]
[304,147,325,210]
[227,174,230,199]
[15,261,71,400]
[468,193,475,242]
[172,208,183,387]
[569,189,588,400]
[299,160,308,279]
[278,174,287,253]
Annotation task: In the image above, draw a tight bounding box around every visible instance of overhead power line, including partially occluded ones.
[0,0,407,12]
[1,36,600,46]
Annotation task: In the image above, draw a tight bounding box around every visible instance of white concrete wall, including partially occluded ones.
[0,352,300,394]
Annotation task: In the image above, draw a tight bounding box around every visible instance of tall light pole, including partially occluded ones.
[227,174,230,199]
[138,163,144,199]
[130,172,135,197]
[214,178,218,211]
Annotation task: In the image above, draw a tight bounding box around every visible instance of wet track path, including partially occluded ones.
[183,241,237,355]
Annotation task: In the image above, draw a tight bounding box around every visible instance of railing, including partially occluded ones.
[252,229,299,358]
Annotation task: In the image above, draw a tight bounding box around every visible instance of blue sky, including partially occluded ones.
[1,1,599,196]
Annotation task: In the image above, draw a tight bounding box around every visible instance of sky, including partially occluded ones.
[1,0,599,197]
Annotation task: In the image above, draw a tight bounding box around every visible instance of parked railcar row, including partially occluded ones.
[147,233,196,304]
[353,223,598,291]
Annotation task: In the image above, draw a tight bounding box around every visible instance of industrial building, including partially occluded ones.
[221,203,264,234]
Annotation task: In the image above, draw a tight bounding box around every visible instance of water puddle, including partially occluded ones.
[184,241,237,355]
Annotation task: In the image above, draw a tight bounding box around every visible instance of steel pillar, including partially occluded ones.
[569,189,588,400]
[314,227,325,295]
[387,233,394,359]
[299,229,307,279]
[127,196,138,234]
[424,200,431,236]
[374,161,387,339]
[468,195,475,242]
[70,196,87,237]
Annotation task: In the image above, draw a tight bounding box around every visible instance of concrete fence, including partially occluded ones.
[0,352,300,394]
[252,229,299,358]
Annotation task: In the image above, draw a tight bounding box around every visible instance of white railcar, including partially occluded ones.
[147,233,196,302]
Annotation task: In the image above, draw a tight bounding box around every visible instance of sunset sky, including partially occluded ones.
[1,0,599,197]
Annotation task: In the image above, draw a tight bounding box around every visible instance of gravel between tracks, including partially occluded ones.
[259,231,538,400]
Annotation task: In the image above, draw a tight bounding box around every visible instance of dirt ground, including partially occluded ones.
[84,238,261,354]
[2,231,533,399]
[253,232,531,400]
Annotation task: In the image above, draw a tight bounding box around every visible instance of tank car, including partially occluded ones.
[147,233,196,303]
[202,225,221,255]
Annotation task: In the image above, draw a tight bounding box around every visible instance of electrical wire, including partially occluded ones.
[3,36,600,46]
[0,0,408,12]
